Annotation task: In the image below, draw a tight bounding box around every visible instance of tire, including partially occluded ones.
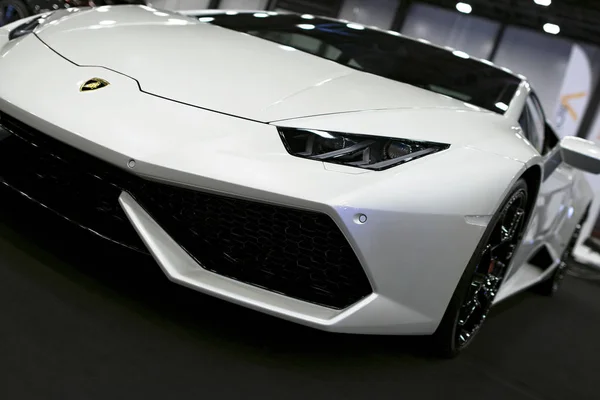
[0,0,30,27]
[430,179,529,358]
[535,208,587,296]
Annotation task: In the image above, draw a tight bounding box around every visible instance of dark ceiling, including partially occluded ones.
[416,0,600,46]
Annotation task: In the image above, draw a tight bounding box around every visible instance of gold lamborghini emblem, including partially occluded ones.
[80,78,110,92]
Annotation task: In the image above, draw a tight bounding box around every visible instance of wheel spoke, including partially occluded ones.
[502,208,525,242]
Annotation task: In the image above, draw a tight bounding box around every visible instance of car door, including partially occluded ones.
[508,92,575,277]
[525,92,575,256]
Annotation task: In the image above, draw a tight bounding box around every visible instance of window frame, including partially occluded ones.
[529,92,547,123]
[519,91,547,154]
[519,103,535,147]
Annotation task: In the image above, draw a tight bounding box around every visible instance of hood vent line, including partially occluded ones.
[33,33,266,125]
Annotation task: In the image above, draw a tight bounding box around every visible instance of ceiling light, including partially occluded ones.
[534,0,551,6]
[253,12,269,18]
[297,24,315,30]
[301,14,314,19]
[456,2,472,14]
[225,11,238,15]
[543,23,560,34]
[198,17,215,22]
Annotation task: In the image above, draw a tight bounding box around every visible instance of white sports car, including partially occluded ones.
[1,5,599,357]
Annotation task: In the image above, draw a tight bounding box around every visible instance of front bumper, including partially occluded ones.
[118,187,483,335]
[0,35,529,334]
[0,109,528,336]
[0,106,523,335]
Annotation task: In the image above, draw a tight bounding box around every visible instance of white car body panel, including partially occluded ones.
[0,6,594,335]
[31,7,480,123]
[498,160,591,301]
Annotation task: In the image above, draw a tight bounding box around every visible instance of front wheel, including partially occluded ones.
[430,179,529,357]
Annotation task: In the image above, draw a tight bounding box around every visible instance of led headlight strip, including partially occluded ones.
[278,127,449,171]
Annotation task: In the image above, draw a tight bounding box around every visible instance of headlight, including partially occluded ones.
[277,127,449,171]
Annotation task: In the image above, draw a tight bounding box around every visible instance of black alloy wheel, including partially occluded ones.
[432,179,529,357]
[455,186,528,348]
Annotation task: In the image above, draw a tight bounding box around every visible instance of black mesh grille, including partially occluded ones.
[133,182,372,309]
[0,114,146,253]
[0,112,372,309]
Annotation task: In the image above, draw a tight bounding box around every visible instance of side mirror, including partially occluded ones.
[560,136,600,174]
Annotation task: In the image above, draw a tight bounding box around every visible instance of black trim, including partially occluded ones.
[542,148,563,181]
[528,244,554,270]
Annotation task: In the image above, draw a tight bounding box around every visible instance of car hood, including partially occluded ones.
[34,6,478,122]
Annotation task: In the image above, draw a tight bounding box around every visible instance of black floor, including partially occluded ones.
[1,197,600,400]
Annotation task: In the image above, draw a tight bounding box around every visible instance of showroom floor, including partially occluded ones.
[1,197,599,400]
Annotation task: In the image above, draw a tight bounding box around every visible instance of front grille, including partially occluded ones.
[0,112,373,309]
[0,114,146,253]
[133,182,373,309]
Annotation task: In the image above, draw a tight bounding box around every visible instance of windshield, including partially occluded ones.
[204,13,521,114]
